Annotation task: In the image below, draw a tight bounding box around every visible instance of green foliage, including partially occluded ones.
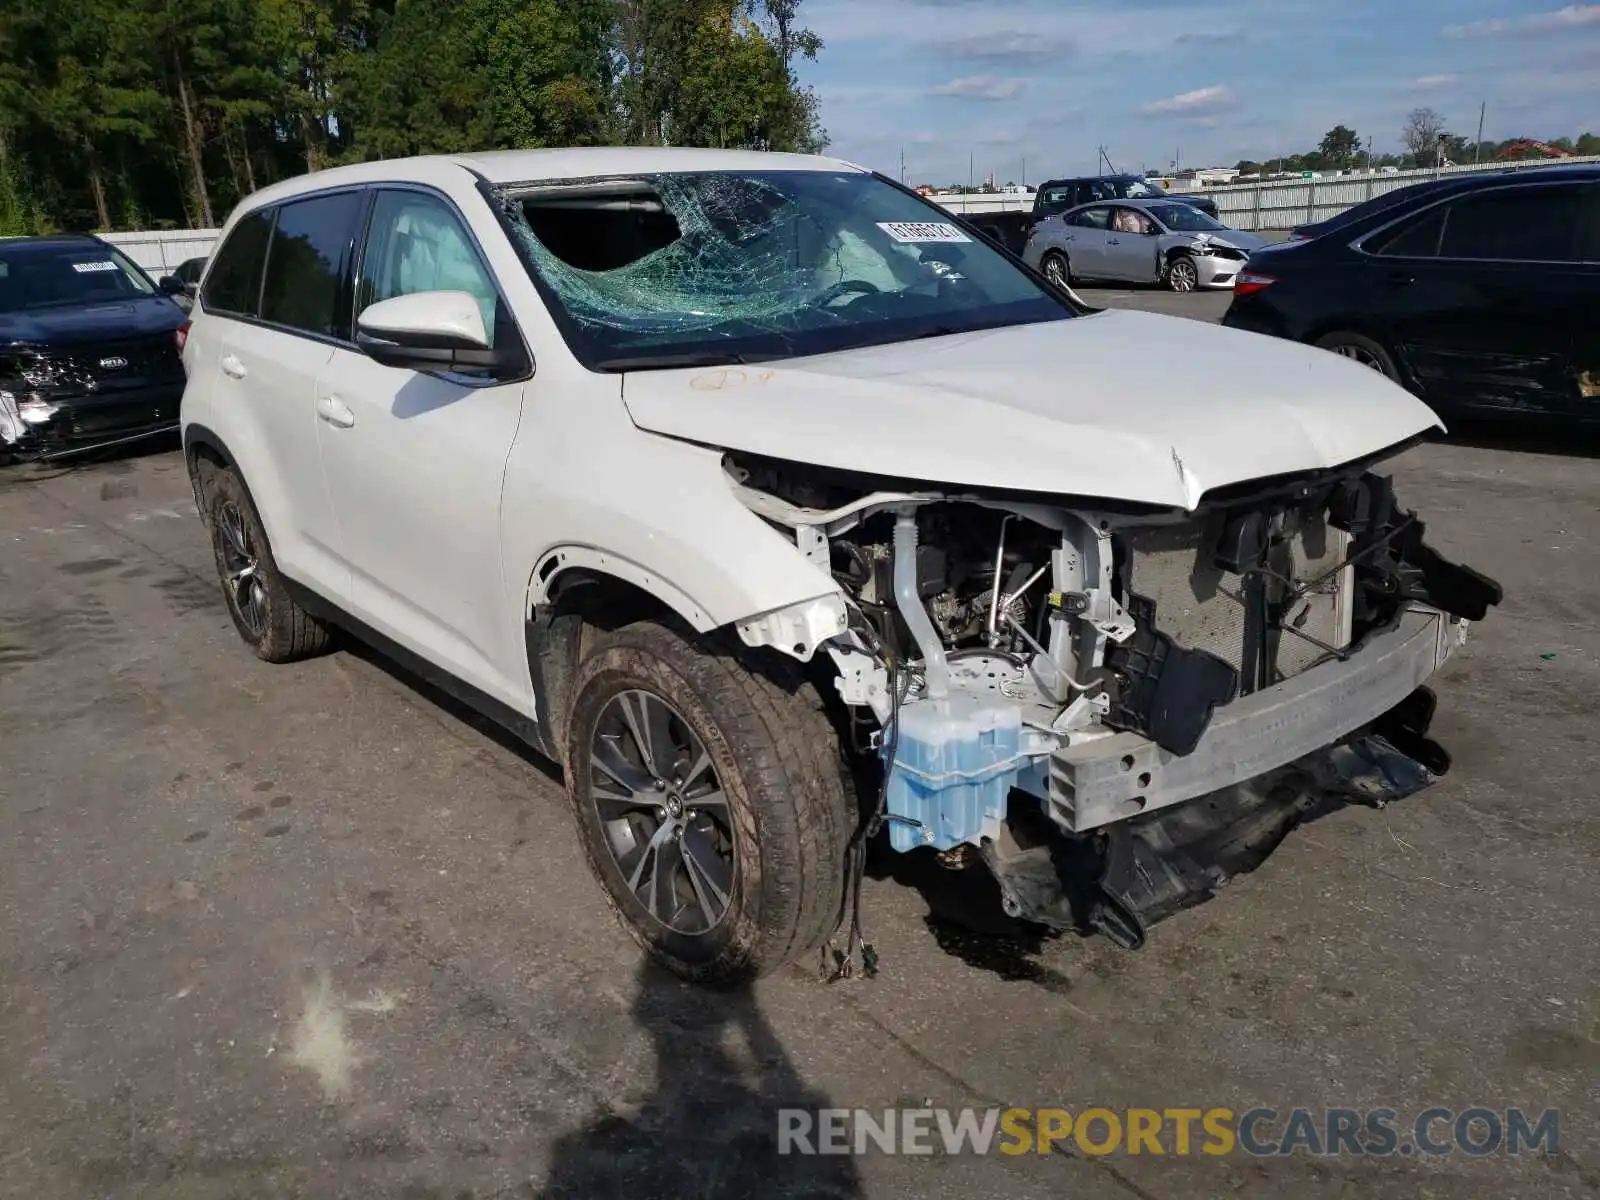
[0,0,827,231]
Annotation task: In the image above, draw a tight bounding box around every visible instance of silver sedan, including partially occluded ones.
[1022,199,1267,292]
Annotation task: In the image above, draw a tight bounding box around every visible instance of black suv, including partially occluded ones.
[1223,166,1600,423]
[1033,175,1221,223]
[0,234,189,459]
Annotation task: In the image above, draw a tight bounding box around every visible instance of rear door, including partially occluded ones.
[1062,205,1113,277]
[1370,181,1592,417]
[197,194,362,599]
[313,185,532,707]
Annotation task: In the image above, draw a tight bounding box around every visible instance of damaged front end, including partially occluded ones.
[729,450,1502,949]
[0,340,185,461]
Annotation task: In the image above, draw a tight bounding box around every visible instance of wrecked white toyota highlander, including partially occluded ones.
[179,148,1500,983]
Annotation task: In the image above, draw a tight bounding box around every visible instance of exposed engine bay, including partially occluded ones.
[728,448,1503,947]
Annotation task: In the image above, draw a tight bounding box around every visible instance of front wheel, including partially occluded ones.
[563,621,854,983]
[1166,255,1199,292]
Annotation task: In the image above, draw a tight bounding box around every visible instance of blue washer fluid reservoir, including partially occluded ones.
[883,693,1026,852]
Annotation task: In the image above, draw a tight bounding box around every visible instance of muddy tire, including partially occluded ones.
[564,620,854,984]
[201,466,332,663]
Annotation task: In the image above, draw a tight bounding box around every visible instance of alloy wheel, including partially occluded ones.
[1169,259,1198,292]
[589,689,736,935]
[217,500,267,640]
[1043,256,1069,287]
[1330,343,1386,373]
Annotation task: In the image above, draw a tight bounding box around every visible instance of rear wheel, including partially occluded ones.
[1040,250,1073,290]
[1315,331,1401,383]
[1166,254,1198,292]
[202,466,332,662]
[563,620,853,983]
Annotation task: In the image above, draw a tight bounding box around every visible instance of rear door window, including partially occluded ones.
[201,210,273,316]
[1371,207,1446,258]
[259,190,366,338]
[1438,185,1586,262]
[1067,206,1111,229]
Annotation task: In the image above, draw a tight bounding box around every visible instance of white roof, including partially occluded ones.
[233,147,866,212]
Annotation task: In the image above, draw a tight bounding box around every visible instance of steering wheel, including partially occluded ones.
[816,279,881,307]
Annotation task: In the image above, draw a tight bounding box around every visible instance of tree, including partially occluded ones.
[1402,107,1447,166]
[1316,124,1360,170]
[1235,159,1262,174]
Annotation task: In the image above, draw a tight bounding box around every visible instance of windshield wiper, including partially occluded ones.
[593,349,756,371]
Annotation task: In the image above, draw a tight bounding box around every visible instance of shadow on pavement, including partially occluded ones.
[539,959,863,1198]
[1439,418,1600,460]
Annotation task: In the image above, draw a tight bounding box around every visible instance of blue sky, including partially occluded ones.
[793,0,1600,184]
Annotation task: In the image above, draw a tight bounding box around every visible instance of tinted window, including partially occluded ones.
[1067,207,1111,229]
[1038,186,1075,214]
[1438,185,1585,262]
[202,210,272,315]
[1372,208,1445,257]
[357,190,502,344]
[260,191,364,337]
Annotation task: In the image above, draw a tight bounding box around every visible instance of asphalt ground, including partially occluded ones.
[2,289,1597,1199]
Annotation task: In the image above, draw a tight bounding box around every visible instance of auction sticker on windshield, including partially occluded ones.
[877,222,971,244]
[70,261,119,273]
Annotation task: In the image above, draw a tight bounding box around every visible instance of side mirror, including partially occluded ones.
[158,274,186,295]
[356,290,523,378]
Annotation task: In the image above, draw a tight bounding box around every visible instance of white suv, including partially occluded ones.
[181,148,1499,983]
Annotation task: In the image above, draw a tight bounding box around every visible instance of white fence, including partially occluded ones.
[97,152,1600,265]
[1207,154,1600,231]
[101,228,219,276]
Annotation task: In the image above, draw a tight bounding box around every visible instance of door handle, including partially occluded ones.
[1387,271,1415,287]
[316,394,355,429]
[220,354,247,380]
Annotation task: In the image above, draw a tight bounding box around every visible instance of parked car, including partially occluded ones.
[0,233,190,458]
[1023,198,1267,290]
[1225,166,1600,421]
[180,148,1498,984]
[1033,175,1222,223]
[160,255,208,312]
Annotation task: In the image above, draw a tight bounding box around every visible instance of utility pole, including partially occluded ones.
[1474,102,1486,164]
[967,151,973,212]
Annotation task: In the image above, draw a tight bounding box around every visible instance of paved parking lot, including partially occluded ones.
[3,289,1598,1199]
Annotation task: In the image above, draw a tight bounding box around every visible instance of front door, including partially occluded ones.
[314,186,533,707]
[1100,207,1162,282]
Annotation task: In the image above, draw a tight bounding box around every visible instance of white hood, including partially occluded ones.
[621,309,1441,510]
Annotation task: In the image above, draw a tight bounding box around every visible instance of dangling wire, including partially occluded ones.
[825,652,904,982]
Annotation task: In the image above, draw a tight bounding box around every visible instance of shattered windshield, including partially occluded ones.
[500,171,1071,370]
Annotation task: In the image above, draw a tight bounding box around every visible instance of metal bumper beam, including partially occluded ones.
[1049,609,1465,833]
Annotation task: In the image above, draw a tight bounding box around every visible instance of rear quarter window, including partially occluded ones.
[202,210,273,316]
[1437,185,1585,262]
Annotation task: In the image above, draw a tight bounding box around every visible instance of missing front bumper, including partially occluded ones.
[1049,609,1463,833]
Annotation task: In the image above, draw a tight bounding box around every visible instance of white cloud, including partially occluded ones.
[1444,4,1600,38]
[1412,73,1460,89]
[932,75,1026,101]
[1140,85,1234,115]
[933,30,1077,64]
